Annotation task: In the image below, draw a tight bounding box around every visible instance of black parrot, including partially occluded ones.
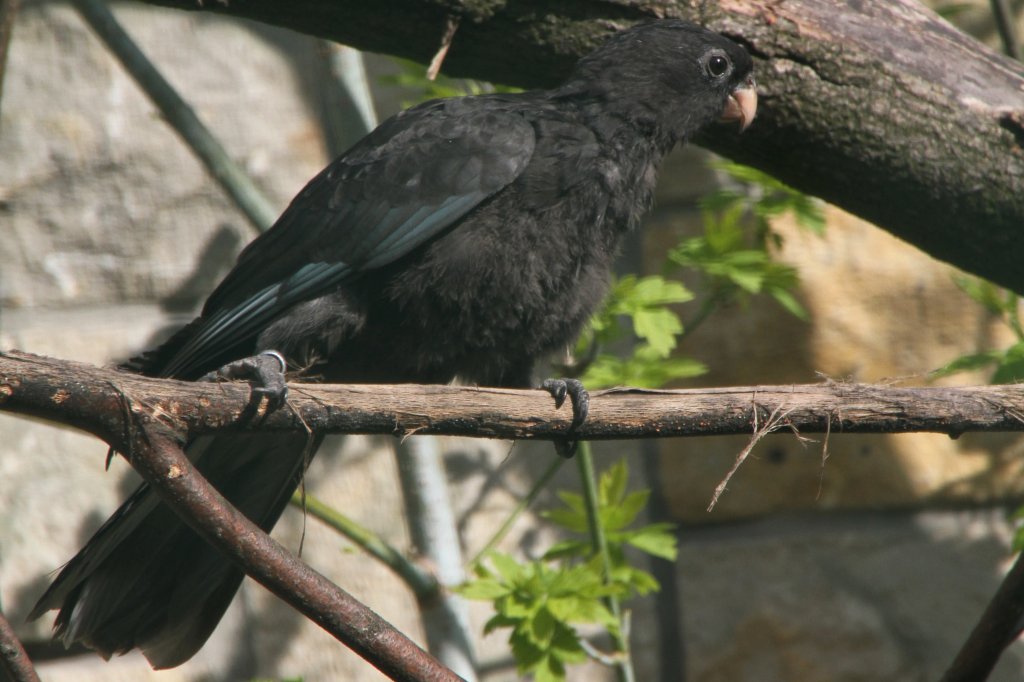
[31,19,756,668]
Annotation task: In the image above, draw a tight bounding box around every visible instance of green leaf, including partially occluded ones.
[510,631,547,670]
[457,577,509,600]
[489,551,524,583]
[1013,528,1024,554]
[608,564,661,595]
[555,490,586,515]
[770,287,809,320]
[711,160,789,190]
[930,351,1002,378]
[533,653,567,682]
[632,308,683,356]
[790,194,827,234]
[575,274,695,381]
[548,625,589,663]
[723,264,765,293]
[498,593,536,619]
[705,205,747,252]
[630,276,694,306]
[954,276,1008,315]
[581,352,706,389]
[991,341,1024,384]
[528,606,557,646]
[599,459,629,507]
[542,539,591,561]
[484,612,520,634]
[1012,505,1024,554]
[623,524,678,560]
[544,508,589,533]
[547,595,618,628]
[383,57,521,106]
[700,189,745,212]
[709,160,825,236]
[603,490,649,531]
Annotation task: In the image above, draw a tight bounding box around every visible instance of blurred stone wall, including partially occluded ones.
[2,2,1024,682]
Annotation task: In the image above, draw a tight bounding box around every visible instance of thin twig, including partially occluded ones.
[576,442,636,682]
[468,454,566,569]
[0,605,40,682]
[427,15,460,81]
[72,0,278,231]
[708,403,793,511]
[578,636,626,668]
[816,411,832,500]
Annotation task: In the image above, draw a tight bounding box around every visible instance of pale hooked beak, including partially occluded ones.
[720,76,758,132]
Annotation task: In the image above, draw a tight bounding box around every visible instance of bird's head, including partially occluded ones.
[567,20,757,143]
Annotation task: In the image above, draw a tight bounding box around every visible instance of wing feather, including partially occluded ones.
[159,97,536,377]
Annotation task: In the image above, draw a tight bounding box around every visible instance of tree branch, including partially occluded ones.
[101,396,462,681]
[7,350,1024,676]
[3,350,1024,445]
[0,606,39,682]
[127,0,1024,294]
[942,549,1024,682]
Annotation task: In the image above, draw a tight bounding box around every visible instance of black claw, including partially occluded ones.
[201,351,289,413]
[541,378,590,458]
[564,379,590,431]
[553,439,578,457]
[541,378,568,408]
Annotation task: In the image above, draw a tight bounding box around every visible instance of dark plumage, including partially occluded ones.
[31,19,756,668]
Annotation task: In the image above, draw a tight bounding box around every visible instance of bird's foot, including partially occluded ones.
[541,378,590,457]
[201,351,289,412]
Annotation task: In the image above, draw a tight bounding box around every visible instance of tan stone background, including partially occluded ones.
[2,1,1024,681]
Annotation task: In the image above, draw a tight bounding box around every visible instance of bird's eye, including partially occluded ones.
[706,53,731,78]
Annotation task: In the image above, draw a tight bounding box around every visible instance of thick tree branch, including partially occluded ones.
[128,0,1024,294]
[3,350,1024,445]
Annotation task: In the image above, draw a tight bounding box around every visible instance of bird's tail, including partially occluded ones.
[29,430,320,669]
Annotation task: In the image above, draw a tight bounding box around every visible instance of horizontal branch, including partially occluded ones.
[2,351,1023,449]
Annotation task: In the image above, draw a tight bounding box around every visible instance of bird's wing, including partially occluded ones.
[159,99,536,378]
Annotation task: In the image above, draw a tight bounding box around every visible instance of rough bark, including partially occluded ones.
[3,351,1023,445]
[128,0,1024,294]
